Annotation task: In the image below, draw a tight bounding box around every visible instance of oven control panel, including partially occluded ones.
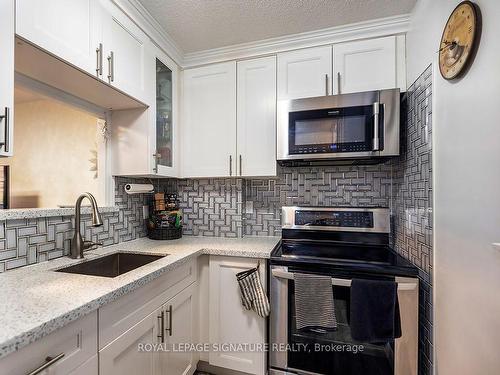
[295,210,373,228]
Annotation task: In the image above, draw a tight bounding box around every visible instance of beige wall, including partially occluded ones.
[407,1,500,374]
[0,97,101,208]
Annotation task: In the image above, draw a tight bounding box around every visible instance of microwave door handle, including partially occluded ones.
[373,102,380,151]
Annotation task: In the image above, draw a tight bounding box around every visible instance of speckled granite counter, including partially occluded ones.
[0,236,279,359]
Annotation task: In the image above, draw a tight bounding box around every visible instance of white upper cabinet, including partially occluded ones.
[100,0,149,103]
[152,50,179,176]
[16,0,103,77]
[237,56,277,177]
[182,61,237,178]
[277,45,332,100]
[334,36,397,94]
[0,0,14,156]
[110,45,180,177]
[16,0,150,103]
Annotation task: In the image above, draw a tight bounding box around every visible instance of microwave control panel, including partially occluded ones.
[290,143,372,154]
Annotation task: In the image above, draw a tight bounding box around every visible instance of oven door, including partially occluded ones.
[269,265,418,375]
[288,104,383,156]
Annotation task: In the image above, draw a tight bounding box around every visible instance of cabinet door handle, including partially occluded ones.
[153,152,161,173]
[157,310,165,343]
[239,154,242,176]
[107,51,114,83]
[165,305,173,337]
[0,107,9,152]
[26,353,65,375]
[325,74,329,95]
[337,72,341,94]
[96,43,103,77]
[229,155,233,176]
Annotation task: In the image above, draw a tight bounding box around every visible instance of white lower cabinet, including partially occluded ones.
[99,308,161,375]
[161,284,198,375]
[98,260,198,375]
[0,255,270,375]
[209,256,267,375]
[100,285,197,375]
[0,311,98,375]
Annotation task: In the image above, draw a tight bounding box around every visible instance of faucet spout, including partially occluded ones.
[70,192,103,259]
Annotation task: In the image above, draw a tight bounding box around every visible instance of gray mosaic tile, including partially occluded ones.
[0,177,149,273]
[392,64,433,375]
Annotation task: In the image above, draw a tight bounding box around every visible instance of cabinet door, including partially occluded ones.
[209,256,267,375]
[101,0,149,102]
[0,0,14,156]
[161,284,197,375]
[277,46,332,100]
[334,36,397,94]
[182,62,237,178]
[99,308,161,375]
[153,50,179,177]
[15,0,102,76]
[237,56,277,177]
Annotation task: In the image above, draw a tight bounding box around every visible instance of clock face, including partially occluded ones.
[439,1,479,80]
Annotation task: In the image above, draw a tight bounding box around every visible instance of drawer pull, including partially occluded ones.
[157,310,165,343]
[27,353,65,375]
[165,305,173,337]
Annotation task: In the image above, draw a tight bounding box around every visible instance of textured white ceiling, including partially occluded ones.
[139,0,417,53]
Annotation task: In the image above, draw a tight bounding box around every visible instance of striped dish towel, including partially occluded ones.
[294,273,337,330]
[236,265,270,318]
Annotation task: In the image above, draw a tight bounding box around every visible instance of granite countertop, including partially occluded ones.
[0,236,280,359]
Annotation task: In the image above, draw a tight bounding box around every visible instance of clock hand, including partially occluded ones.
[438,40,458,53]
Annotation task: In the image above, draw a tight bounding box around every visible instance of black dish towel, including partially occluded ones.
[350,278,402,343]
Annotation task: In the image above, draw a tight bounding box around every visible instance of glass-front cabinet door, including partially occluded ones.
[153,54,177,176]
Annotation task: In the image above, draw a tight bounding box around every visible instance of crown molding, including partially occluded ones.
[108,3,410,70]
[182,14,411,68]
[112,0,185,65]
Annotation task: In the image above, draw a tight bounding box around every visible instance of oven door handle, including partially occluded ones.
[271,269,417,291]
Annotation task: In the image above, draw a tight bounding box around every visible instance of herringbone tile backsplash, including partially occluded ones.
[244,163,393,236]
[0,177,148,272]
[393,65,433,375]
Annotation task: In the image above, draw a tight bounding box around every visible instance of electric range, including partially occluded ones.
[269,206,419,375]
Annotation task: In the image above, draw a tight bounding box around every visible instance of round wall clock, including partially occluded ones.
[439,1,481,80]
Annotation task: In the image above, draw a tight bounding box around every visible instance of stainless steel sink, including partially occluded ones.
[56,252,167,278]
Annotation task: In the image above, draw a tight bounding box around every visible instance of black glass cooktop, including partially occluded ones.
[271,240,418,277]
[280,240,392,265]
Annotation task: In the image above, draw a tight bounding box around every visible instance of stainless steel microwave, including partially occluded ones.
[277,89,400,162]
